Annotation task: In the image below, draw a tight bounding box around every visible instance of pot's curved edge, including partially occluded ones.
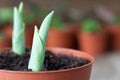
[0,47,94,74]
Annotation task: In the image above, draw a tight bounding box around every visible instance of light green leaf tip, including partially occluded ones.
[18,2,23,14]
[12,2,25,55]
[39,11,54,47]
[28,11,54,72]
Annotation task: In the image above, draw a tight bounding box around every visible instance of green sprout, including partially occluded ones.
[12,2,25,55]
[0,8,13,25]
[82,18,101,33]
[114,16,120,24]
[28,11,54,72]
[51,17,66,30]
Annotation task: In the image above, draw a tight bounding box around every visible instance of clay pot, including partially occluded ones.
[2,25,13,39]
[25,25,34,47]
[77,31,106,56]
[0,47,94,80]
[67,23,80,34]
[104,24,120,52]
[0,37,11,50]
[0,26,11,50]
[25,22,41,47]
[67,23,81,49]
[47,28,76,49]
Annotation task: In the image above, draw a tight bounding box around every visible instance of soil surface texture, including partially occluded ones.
[0,48,90,71]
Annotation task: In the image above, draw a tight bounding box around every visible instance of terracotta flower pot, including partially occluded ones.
[0,48,94,80]
[67,23,80,34]
[47,28,76,49]
[2,25,13,39]
[67,23,81,49]
[104,24,120,52]
[25,25,34,47]
[0,25,12,50]
[77,31,106,56]
[0,37,11,50]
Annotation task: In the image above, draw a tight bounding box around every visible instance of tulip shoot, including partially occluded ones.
[28,11,54,72]
[12,2,25,55]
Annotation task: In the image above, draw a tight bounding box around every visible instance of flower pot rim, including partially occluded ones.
[0,47,94,74]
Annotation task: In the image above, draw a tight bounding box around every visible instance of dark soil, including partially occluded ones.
[0,48,90,71]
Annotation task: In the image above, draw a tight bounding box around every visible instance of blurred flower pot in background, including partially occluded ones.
[47,17,76,49]
[104,24,120,52]
[47,28,76,48]
[0,28,11,50]
[78,32,106,56]
[77,18,106,56]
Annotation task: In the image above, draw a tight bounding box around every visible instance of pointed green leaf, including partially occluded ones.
[0,8,13,25]
[18,2,23,14]
[28,11,54,72]
[12,2,25,55]
[28,26,44,72]
[39,11,54,48]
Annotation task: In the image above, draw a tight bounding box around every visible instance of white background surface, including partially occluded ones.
[91,53,120,80]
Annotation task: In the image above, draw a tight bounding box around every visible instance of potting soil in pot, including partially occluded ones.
[0,48,90,71]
